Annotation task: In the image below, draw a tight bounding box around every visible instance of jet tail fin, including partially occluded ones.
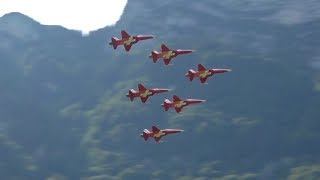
[141,129,150,141]
[110,37,119,49]
[150,51,159,63]
[142,132,149,141]
[128,89,136,101]
[162,99,171,111]
[187,69,196,81]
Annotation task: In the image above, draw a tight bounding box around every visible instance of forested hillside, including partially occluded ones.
[0,0,320,179]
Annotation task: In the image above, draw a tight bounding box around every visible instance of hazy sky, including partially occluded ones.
[0,0,128,34]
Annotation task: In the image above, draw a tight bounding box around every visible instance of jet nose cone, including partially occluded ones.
[195,99,206,103]
[174,129,184,133]
[145,35,155,39]
[139,35,155,40]
[184,50,195,53]
[177,49,195,54]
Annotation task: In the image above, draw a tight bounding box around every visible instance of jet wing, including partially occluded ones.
[154,136,162,142]
[163,58,172,65]
[152,126,160,133]
[124,44,133,52]
[198,64,206,71]
[121,30,130,38]
[175,107,183,113]
[161,44,170,52]
[200,77,208,84]
[138,84,147,91]
[173,95,182,102]
[140,96,149,103]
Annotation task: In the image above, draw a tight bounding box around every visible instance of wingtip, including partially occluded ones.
[161,43,166,47]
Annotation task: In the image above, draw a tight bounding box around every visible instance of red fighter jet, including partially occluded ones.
[109,30,155,52]
[126,84,171,103]
[140,126,184,142]
[186,64,232,84]
[149,43,194,65]
[161,95,206,113]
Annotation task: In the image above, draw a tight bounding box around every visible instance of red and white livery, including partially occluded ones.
[126,84,171,103]
[149,43,194,65]
[186,64,231,84]
[161,95,206,113]
[140,126,184,142]
[109,30,155,52]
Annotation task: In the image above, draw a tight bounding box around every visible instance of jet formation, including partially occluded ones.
[109,30,231,142]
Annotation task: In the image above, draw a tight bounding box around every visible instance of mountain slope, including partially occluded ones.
[0,0,320,179]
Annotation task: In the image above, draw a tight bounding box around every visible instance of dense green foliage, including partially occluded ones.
[0,0,320,179]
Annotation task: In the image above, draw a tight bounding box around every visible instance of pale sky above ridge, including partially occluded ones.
[0,0,128,35]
